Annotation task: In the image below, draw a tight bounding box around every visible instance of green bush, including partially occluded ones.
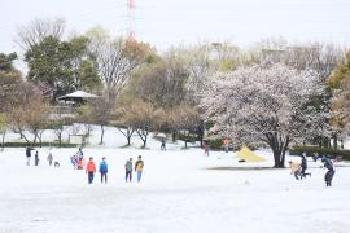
[1,141,78,148]
[289,145,350,161]
[178,134,197,142]
[208,139,224,150]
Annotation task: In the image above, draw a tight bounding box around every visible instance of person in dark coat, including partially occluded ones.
[324,157,335,186]
[34,150,39,166]
[161,138,166,151]
[26,147,34,166]
[301,154,311,179]
[47,151,53,166]
[125,158,133,183]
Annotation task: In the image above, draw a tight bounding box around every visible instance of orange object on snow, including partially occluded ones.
[86,161,96,172]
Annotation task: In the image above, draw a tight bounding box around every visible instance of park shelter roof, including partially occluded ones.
[63,91,97,98]
[57,91,98,101]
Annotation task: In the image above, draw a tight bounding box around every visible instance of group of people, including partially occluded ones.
[290,154,311,180]
[290,153,335,186]
[85,155,144,185]
[26,147,53,167]
[85,157,109,184]
[25,147,145,185]
[70,147,84,170]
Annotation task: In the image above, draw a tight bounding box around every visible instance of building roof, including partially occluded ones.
[57,91,98,100]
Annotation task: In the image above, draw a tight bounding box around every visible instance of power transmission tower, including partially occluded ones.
[127,0,136,40]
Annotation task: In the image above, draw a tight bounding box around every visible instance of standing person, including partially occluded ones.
[78,147,84,157]
[47,151,53,167]
[161,138,166,151]
[25,147,33,166]
[86,157,96,184]
[204,142,210,157]
[300,153,311,179]
[99,157,108,184]
[324,156,335,186]
[135,155,144,183]
[224,138,229,153]
[78,147,84,170]
[301,153,307,176]
[34,150,39,166]
[125,158,133,183]
[290,161,301,180]
[73,153,79,170]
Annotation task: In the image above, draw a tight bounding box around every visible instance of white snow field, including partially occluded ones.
[0,132,350,233]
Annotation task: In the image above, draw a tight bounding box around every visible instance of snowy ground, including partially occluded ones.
[0,146,350,233]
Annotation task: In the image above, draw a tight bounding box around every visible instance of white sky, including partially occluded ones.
[1,0,350,53]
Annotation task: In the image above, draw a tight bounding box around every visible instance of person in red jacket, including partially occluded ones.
[86,157,96,184]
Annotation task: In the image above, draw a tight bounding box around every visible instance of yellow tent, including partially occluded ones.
[237,146,266,162]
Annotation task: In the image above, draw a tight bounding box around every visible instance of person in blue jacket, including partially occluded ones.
[99,157,108,184]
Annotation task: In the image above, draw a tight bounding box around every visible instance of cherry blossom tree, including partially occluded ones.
[201,63,325,167]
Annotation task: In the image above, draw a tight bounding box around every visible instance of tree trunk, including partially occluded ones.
[327,137,332,149]
[273,150,282,168]
[143,137,146,148]
[59,133,62,148]
[87,125,90,137]
[266,132,288,168]
[1,130,5,150]
[137,130,147,148]
[172,131,176,142]
[127,136,131,145]
[318,136,322,148]
[33,134,37,147]
[185,130,190,149]
[332,133,337,150]
[100,125,104,145]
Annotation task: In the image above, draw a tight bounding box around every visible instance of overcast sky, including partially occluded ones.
[1,0,350,54]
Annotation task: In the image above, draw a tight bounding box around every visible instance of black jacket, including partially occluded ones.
[26,148,33,158]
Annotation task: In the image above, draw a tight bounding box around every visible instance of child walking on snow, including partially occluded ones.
[135,155,144,183]
[86,157,96,184]
[99,157,108,184]
[125,158,133,183]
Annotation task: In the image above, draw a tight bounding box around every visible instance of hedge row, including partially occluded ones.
[289,145,350,161]
[0,141,78,148]
[208,139,224,150]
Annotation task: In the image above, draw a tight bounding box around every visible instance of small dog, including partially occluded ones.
[54,162,61,168]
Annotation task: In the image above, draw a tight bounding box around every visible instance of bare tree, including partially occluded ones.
[87,28,151,101]
[118,127,136,146]
[9,93,49,147]
[118,99,156,148]
[16,18,65,50]
[171,105,201,149]
[87,96,112,145]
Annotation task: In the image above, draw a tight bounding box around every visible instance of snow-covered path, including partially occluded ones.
[0,148,349,233]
